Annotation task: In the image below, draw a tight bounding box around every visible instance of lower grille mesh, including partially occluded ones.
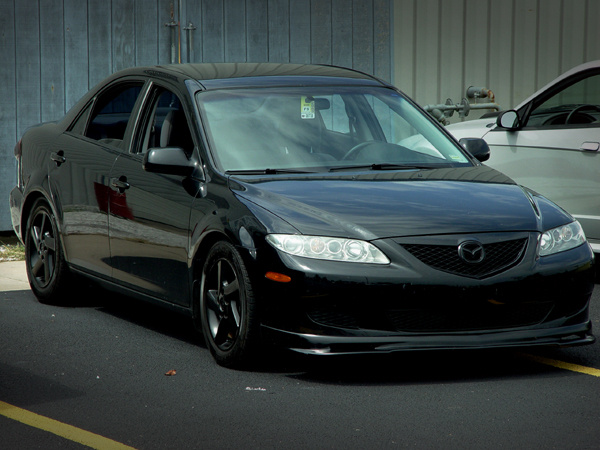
[308,300,554,332]
[385,301,553,332]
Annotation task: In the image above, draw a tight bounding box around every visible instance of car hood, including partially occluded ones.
[230,166,573,240]
[446,118,495,141]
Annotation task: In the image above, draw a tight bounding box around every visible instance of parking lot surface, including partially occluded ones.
[1,261,599,449]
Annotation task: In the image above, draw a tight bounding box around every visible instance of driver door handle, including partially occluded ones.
[580,142,600,152]
[50,151,66,166]
[110,176,130,193]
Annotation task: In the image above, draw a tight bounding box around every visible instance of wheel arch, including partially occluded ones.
[21,190,68,260]
[22,191,53,236]
[190,230,233,320]
[189,225,262,317]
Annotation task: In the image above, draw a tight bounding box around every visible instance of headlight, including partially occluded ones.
[539,221,586,256]
[266,234,390,264]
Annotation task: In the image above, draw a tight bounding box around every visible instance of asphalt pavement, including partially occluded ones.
[1,260,599,449]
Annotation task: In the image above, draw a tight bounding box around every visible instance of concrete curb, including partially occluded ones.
[0,261,30,292]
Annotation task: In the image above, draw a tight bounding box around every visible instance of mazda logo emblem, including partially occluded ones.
[458,241,485,264]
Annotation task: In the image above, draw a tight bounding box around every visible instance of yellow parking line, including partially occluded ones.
[520,354,600,377]
[0,400,136,450]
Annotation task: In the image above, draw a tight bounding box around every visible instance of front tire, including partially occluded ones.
[25,199,71,304]
[197,241,259,368]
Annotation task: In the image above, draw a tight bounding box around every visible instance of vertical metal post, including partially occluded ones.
[165,3,178,64]
[184,22,197,63]
[178,0,183,63]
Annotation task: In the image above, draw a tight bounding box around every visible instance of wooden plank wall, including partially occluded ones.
[0,0,392,230]
[393,0,600,120]
[0,0,17,233]
[181,0,391,77]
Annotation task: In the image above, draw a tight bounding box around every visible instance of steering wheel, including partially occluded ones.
[342,141,377,161]
[565,104,600,124]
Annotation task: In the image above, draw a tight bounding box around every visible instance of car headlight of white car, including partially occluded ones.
[539,221,586,256]
[266,234,390,264]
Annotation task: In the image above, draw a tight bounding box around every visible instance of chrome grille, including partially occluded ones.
[402,238,528,279]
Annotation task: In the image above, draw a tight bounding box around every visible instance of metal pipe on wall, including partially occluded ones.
[184,22,197,63]
[165,3,178,64]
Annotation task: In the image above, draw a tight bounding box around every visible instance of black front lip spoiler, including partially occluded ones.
[261,322,595,356]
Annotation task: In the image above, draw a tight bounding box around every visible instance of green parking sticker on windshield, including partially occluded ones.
[301,96,315,119]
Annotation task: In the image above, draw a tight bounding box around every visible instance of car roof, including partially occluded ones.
[123,62,388,89]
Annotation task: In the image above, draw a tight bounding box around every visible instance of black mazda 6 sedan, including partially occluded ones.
[9,63,595,367]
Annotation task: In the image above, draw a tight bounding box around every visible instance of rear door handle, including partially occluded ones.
[110,176,130,193]
[580,142,600,152]
[50,151,66,166]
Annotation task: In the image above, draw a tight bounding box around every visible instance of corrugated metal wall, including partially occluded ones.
[393,0,600,121]
[0,0,392,231]
[3,0,600,231]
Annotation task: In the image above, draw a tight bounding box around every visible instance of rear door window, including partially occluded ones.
[74,83,144,148]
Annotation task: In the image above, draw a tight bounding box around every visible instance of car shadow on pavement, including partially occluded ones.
[55,277,599,381]
[61,278,201,348]
[0,361,85,408]
[284,349,575,386]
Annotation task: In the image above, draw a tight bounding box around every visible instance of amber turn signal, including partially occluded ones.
[265,271,292,283]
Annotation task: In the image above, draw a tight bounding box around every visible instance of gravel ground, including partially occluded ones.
[0,232,24,262]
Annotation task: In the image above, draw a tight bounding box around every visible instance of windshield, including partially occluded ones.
[196,86,471,173]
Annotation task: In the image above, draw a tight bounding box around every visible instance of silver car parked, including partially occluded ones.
[448,60,600,253]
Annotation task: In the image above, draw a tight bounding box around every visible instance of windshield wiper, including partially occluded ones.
[226,168,315,175]
[328,163,441,172]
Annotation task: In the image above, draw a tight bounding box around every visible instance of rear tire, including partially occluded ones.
[24,199,71,304]
[196,241,259,368]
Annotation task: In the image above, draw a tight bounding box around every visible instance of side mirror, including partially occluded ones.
[143,146,199,177]
[459,137,490,162]
[496,110,520,130]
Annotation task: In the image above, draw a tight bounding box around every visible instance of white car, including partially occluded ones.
[448,60,600,254]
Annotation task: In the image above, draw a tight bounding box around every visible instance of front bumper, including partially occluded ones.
[256,234,595,355]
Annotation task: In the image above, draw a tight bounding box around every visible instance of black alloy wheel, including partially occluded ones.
[198,241,258,368]
[25,199,70,304]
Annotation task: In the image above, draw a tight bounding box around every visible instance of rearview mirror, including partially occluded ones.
[459,138,490,162]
